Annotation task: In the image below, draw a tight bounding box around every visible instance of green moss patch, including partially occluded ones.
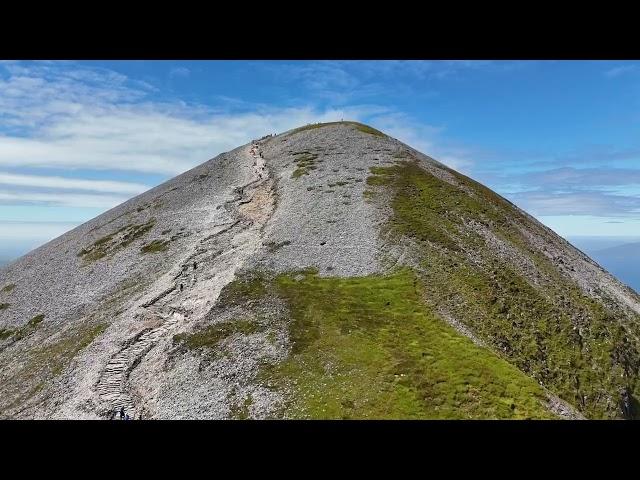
[173,319,265,352]
[0,303,9,310]
[78,219,156,263]
[4,314,46,342]
[27,314,45,328]
[140,239,170,253]
[291,153,319,179]
[230,394,253,420]
[0,328,14,340]
[216,273,269,308]
[1,284,15,294]
[264,240,291,252]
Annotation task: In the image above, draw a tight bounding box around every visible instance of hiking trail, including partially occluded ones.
[95,140,274,418]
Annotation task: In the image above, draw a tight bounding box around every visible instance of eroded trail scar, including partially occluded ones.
[95,141,274,418]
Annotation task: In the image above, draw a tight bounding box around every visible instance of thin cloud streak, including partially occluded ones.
[0,171,150,194]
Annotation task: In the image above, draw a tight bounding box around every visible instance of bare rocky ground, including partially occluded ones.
[1,122,638,419]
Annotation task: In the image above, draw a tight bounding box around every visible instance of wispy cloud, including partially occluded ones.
[368,112,475,172]
[0,191,128,208]
[265,60,523,105]
[170,67,190,78]
[509,190,640,217]
[502,167,640,190]
[604,64,638,78]
[0,172,149,194]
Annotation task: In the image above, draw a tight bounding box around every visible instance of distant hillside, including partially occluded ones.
[2,122,640,419]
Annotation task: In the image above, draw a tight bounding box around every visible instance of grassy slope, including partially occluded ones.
[367,158,640,419]
[178,269,554,419]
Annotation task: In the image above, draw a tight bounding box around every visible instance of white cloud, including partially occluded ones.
[0,100,387,175]
[0,171,149,194]
[0,191,128,208]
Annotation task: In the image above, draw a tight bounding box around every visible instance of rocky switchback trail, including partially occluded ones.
[94,139,274,419]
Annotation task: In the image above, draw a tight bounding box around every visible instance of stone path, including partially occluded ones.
[95,140,273,419]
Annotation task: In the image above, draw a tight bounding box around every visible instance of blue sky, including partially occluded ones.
[1,60,640,261]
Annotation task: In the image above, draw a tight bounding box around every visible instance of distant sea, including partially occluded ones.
[568,236,640,294]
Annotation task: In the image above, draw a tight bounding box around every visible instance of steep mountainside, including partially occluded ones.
[1,121,639,419]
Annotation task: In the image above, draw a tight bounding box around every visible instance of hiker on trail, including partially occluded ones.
[125,414,130,420]
[120,406,125,420]
[180,283,183,292]
[193,262,197,270]
[139,413,143,420]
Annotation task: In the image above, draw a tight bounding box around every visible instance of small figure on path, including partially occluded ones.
[180,283,183,292]
[125,414,130,420]
[120,406,125,420]
[193,262,197,270]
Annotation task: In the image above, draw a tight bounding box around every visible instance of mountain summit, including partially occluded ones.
[1,121,639,419]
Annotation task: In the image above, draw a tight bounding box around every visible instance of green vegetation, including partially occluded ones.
[264,240,291,252]
[210,268,553,419]
[291,152,319,179]
[140,239,170,253]
[0,303,9,310]
[289,121,386,137]
[230,394,253,420]
[78,219,156,263]
[366,158,640,418]
[1,284,15,294]
[37,323,106,377]
[173,319,265,353]
[0,328,13,340]
[27,314,45,328]
[216,272,269,308]
[266,268,552,419]
[2,314,46,342]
